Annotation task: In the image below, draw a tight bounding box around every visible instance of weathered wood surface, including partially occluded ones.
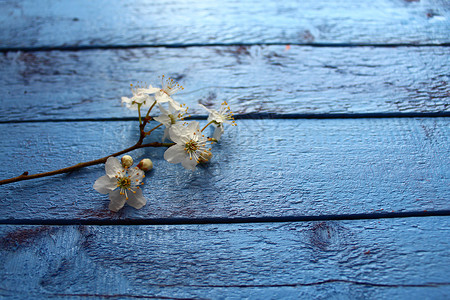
[0,46,449,122]
[0,118,448,220]
[1,0,449,49]
[1,0,449,298]
[0,218,449,299]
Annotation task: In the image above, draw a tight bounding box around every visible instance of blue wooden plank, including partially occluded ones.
[0,118,448,219]
[0,0,449,49]
[0,46,448,121]
[0,217,449,298]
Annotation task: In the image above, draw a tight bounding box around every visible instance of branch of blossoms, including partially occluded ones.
[0,76,237,212]
[0,141,172,186]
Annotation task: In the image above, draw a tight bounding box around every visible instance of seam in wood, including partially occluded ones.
[1,210,449,226]
[0,287,203,300]
[0,280,448,298]
[130,280,450,288]
[1,42,450,53]
[1,112,449,124]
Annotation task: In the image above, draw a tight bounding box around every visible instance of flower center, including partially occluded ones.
[219,101,236,124]
[168,114,177,124]
[161,75,184,96]
[117,177,131,189]
[185,140,199,153]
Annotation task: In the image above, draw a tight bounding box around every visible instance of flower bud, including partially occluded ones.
[137,158,153,171]
[121,155,133,168]
[199,150,213,163]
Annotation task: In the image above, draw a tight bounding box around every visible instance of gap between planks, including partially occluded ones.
[1,280,448,299]
[1,42,450,53]
[2,210,450,226]
[2,112,450,124]
[34,279,450,289]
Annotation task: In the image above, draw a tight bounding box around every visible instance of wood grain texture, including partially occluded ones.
[0,0,449,49]
[0,218,449,299]
[0,118,448,220]
[0,46,449,122]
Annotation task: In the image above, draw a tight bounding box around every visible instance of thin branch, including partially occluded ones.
[201,121,214,132]
[0,142,173,186]
[144,101,157,126]
[137,104,143,126]
[140,142,174,148]
[145,123,163,136]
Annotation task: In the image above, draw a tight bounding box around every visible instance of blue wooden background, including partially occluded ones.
[0,0,449,299]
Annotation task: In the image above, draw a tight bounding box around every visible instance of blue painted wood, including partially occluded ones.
[0,118,448,219]
[0,0,448,298]
[0,0,449,49]
[0,46,448,122]
[0,217,449,298]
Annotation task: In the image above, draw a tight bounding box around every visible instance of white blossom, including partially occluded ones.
[212,123,225,141]
[199,101,236,140]
[164,122,212,170]
[121,83,155,110]
[153,102,188,141]
[123,77,184,111]
[153,75,184,108]
[93,157,147,212]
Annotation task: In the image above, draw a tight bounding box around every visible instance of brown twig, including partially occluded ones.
[0,126,174,186]
[0,99,180,186]
[145,123,163,136]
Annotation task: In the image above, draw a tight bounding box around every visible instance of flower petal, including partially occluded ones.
[121,97,131,104]
[164,145,187,164]
[158,103,169,115]
[162,127,170,141]
[169,124,188,144]
[132,93,150,104]
[168,98,182,110]
[186,121,200,133]
[213,125,224,141]
[93,175,117,194]
[181,157,198,170]
[108,190,127,212]
[126,189,147,209]
[153,114,171,127]
[169,101,182,112]
[105,157,124,177]
[210,111,223,123]
[155,92,171,103]
[122,97,139,110]
[141,98,156,108]
[199,104,213,113]
[128,167,144,185]
[137,85,160,94]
